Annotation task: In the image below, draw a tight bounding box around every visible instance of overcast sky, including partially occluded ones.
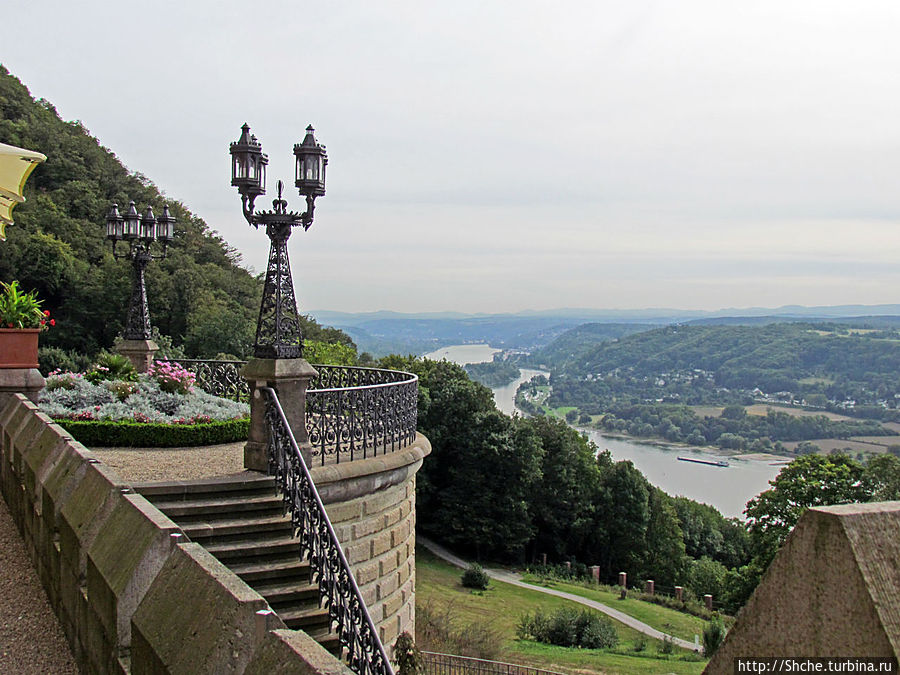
[5,1,900,313]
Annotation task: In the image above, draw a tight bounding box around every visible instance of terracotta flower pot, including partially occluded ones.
[0,328,40,369]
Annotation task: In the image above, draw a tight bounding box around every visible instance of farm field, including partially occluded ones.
[690,404,858,423]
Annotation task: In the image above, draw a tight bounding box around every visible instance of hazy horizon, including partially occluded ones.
[5,1,900,313]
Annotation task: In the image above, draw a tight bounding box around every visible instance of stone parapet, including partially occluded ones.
[311,434,430,647]
[0,394,354,675]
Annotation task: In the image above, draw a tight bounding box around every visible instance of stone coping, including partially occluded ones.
[311,433,431,505]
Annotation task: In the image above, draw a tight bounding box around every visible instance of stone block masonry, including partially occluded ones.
[0,394,356,675]
[312,437,430,647]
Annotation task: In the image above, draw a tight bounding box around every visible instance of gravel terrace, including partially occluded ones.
[0,495,78,674]
[90,441,246,482]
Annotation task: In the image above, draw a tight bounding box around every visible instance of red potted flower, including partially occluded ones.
[0,280,54,369]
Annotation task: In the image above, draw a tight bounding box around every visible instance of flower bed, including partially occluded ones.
[39,366,250,447]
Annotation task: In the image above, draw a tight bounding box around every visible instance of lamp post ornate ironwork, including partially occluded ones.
[105,200,175,370]
[229,123,327,359]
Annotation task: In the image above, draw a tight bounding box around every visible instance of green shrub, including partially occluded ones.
[517,607,618,649]
[85,352,138,384]
[461,563,491,590]
[56,417,250,447]
[39,347,91,376]
[393,632,424,675]
[703,618,727,657]
[658,635,675,655]
[106,380,138,402]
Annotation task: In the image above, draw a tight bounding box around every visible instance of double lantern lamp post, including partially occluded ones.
[105,201,175,345]
[229,123,327,359]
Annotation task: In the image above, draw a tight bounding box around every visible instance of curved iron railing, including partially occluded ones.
[156,359,250,401]
[261,386,394,675]
[306,366,418,465]
[159,360,419,465]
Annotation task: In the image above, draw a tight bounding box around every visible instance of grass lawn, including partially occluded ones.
[416,548,706,675]
[517,575,709,643]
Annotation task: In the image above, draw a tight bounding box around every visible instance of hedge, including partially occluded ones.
[55,417,250,447]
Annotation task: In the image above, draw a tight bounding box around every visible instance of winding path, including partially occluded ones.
[418,536,698,652]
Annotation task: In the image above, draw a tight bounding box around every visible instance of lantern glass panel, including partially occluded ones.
[156,219,172,241]
[140,214,155,240]
[123,215,139,239]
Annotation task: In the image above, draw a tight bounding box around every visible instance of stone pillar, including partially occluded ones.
[116,339,158,374]
[618,572,627,588]
[704,594,713,611]
[541,553,547,565]
[241,358,318,471]
[675,585,683,602]
[644,580,654,595]
[590,565,600,583]
[0,368,45,408]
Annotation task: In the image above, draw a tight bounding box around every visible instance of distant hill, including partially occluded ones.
[310,307,900,357]
[530,323,658,368]
[546,322,900,419]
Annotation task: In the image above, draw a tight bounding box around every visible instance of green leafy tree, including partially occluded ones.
[687,556,727,600]
[864,453,900,501]
[526,416,603,562]
[598,460,650,579]
[745,454,871,565]
[641,488,687,587]
[304,340,357,366]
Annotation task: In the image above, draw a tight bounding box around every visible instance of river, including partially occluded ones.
[424,344,781,518]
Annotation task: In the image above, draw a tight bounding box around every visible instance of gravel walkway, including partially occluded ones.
[0,494,79,674]
[90,441,245,482]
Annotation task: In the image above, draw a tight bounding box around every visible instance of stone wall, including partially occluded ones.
[0,393,354,674]
[311,437,430,647]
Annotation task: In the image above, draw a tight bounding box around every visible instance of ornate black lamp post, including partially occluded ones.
[229,123,327,358]
[105,201,175,370]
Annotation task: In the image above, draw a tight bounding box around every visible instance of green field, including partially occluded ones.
[416,548,707,675]
[517,574,710,643]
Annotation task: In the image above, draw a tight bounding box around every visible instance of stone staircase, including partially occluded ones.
[135,473,341,655]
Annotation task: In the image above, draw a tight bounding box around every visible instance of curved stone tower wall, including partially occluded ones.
[311,436,430,646]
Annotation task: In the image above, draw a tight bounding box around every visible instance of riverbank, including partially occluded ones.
[424,344,782,516]
[584,430,789,464]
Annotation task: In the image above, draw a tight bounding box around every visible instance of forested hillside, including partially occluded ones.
[0,66,349,359]
[529,322,658,367]
[546,322,900,415]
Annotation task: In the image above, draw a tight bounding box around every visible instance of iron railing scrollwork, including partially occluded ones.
[156,359,250,401]
[421,652,567,675]
[260,386,394,675]
[163,360,418,465]
[306,366,418,465]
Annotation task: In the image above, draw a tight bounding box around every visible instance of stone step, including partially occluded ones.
[180,514,293,543]
[135,474,276,499]
[205,535,300,562]
[148,493,284,519]
[280,605,332,631]
[136,476,340,659]
[254,579,320,607]
[306,626,342,656]
[231,556,313,584]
